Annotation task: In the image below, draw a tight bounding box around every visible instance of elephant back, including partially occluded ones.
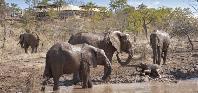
[68,32,106,47]
[156,30,170,47]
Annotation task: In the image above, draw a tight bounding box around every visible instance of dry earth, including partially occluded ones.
[0,35,198,93]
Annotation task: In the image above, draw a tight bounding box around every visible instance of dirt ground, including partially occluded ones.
[0,35,198,93]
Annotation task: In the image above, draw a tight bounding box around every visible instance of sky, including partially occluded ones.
[5,0,198,13]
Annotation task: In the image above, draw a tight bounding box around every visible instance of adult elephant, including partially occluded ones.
[68,31,133,66]
[18,32,40,53]
[41,42,112,91]
[150,30,170,65]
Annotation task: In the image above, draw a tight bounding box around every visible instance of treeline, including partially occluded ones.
[1,0,198,49]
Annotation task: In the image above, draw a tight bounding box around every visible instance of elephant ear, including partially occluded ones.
[91,47,98,68]
[82,45,98,68]
[109,31,122,52]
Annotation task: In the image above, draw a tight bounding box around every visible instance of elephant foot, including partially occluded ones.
[88,80,93,88]
[88,84,92,88]
[53,86,59,91]
[157,63,160,65]
[103,76,111,82]
[41,86,45,91]
[82,85,88,88]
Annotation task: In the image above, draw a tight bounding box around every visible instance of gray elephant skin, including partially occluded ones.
[18,32,40,53]
[41,42,112,91]
[136,63,161,78]
[68,31,133,66]
[150,30,170,65]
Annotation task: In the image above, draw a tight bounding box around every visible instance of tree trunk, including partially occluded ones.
[2,22,6,48]
[142,18,148,39]
[186,34,194,50]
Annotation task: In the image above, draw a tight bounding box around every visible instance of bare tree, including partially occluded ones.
[0,0,6,48]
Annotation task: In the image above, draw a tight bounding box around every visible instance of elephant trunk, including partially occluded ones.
[102,59,112,80]
[116,49,133,66]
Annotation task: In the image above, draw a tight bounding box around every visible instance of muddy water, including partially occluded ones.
[45,79,198,93]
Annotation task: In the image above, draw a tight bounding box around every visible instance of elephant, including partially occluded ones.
[41,42,112,91]
[150,30,170,65]
[68,31,133,66]
[18,32,40,53]
[136,63,161,78]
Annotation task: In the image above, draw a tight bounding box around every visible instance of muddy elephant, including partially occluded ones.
[18,32,40,53]
[68,31,133,66]
[41,42,112,91]
[136,63,161,78]
[150,30,170,65]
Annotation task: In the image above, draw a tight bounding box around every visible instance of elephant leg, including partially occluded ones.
[41,77,50,91]
[157,46,161,65]
[88,78,93,88]
[35,46,38,53]
[73,72,81,85]
[81,62,90,88]
[20,43,24,48]
[24,46,29,53]
[161,51,164,59]
[163,50,168,65]
[82,75,88,88]
[31,46,35,53]
[152,48,157,64]
[103,67,108,80]
[53,77,60,91]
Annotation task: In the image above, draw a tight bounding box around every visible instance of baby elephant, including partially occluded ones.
[18,32,40,53]
[41,42,112,91]
[136,63,161,78]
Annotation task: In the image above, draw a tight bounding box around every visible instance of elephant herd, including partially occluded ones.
[18,30,170,91]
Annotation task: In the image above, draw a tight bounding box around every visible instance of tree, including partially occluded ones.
[25,0,34,8]
[0,0,6,48]
[0,0,6,20]
[81,1,97,16]
[137,4,156,39]
[40,0,49,5]
[10,3,22,17]
[152,7,172,31]
[170,8,198,50]
[52,0,64,11]
[109,0,128,13]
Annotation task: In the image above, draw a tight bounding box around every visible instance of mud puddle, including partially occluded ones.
[44,79,198,93]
